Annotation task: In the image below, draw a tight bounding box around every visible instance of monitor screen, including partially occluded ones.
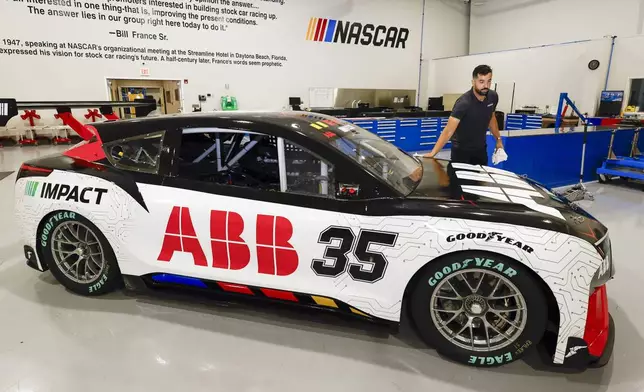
[600,91,624,102]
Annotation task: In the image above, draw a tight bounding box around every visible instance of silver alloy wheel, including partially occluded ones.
[50,221,105,284]
[430,268,527,352]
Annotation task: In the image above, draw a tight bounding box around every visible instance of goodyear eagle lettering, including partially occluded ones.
[306,17,409,49]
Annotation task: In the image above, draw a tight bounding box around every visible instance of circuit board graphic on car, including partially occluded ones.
[13,104,615,369]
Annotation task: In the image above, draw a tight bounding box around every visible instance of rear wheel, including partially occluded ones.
[39,211,122,296]
[409,252,548,367]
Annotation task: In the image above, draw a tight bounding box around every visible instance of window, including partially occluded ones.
[627,79,644,112]
[178,129,280,191]
[327,134,420,195]
[104,131,165,174]
[177,129,335,198]
[283,140,334,197]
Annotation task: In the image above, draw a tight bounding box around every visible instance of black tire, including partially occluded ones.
[39,210,122,296]
[409,251,548,367]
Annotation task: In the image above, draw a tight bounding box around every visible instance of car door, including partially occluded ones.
[134,125,390,299]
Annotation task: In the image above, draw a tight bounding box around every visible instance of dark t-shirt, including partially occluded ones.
[450,88,498,151]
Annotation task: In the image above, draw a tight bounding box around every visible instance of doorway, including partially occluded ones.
[106,78,183,119]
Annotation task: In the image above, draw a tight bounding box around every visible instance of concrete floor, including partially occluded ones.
[1,145,643,392]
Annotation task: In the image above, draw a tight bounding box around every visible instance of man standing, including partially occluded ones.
[424,65,504,165]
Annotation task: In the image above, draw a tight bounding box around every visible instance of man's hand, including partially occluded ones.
[495,138,503,150]
[423,150,437,158]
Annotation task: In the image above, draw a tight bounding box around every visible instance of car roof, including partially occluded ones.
[92,111,353,144]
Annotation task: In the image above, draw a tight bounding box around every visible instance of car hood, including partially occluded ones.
[407,158,607,244]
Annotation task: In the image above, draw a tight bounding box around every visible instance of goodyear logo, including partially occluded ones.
[25,181,40,197]
[306,17,409,49]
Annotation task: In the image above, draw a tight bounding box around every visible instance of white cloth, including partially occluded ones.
[492,148,508,165]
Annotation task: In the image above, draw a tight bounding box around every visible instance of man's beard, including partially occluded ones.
[475,87,489,96]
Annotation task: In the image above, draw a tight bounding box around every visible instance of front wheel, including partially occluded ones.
[39,211,122,296]
[409,252,548,367]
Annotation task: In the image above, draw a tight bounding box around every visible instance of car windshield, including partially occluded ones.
[325,123,422,195]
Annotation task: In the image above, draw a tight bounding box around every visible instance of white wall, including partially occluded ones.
[0,0,433,111]
[429,39,612,116]
[469,0,644,54]
[418,0,470,106]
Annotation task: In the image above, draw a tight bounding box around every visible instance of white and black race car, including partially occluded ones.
[14,106,615,369]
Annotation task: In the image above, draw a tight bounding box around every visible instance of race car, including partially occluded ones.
[14,108,615,369]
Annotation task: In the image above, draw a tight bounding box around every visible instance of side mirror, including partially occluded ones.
[337,183,361,199]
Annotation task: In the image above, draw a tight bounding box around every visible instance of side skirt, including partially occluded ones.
[122,274,399,329]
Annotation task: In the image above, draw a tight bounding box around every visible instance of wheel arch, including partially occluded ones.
[401,250,560,339]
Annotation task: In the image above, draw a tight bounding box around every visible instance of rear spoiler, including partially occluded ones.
[0,98,156,140]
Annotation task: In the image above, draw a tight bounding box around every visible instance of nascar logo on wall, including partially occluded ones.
[306,17,410,48]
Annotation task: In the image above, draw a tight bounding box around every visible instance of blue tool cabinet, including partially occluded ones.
[505,114,543,130]
[346,117,450,153]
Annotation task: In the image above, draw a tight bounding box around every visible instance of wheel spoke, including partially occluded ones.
[59,251,76,263]
[483,317,514,342]
[446,279,464,299]
[489,293,520,300]
[491,304,525,312]
[58,229,77,245]
[85,258,97,275]
[474,272,485,294]
[469,318,475,350]
[460,272,477,293]
[434,293,461,300]
[74,224,82,242]
[435,308,461,313]
[53,238,76,246]
[449,318,472,343]
[483,319,491,349]
[75,258,81,278]
[489,276,502,297]
[437,312,462,329]
[63,258,80,275]
[489,310,522,330]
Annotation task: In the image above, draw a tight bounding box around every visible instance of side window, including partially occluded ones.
[283,140,335,198]
[176,129,335,198]
[177,129,280,191]
[104,131,165,174]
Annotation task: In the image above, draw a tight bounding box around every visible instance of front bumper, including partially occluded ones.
[561,284,614,368]
[585,284,614,367]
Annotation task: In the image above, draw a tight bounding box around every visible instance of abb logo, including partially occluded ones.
[157,206,298,276]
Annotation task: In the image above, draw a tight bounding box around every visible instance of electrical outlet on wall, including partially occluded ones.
[225,84,230,90]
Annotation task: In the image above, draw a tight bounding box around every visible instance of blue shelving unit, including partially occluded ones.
[346,117,450,153]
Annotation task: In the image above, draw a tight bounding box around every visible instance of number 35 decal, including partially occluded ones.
[311,226,398,283]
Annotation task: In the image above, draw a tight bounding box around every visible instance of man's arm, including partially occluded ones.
[489,113,503,149]
[423,116,460,158]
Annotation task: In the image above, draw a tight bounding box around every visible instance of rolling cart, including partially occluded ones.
[596,127,644,184]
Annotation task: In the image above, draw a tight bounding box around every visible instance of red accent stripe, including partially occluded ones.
[314,18,324,41]
[260,288,298,302]
[217,282,254,295]
[318,19,328,42]
[584,285,610,357]
[20,164,52,174]
[104,113,119,121]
